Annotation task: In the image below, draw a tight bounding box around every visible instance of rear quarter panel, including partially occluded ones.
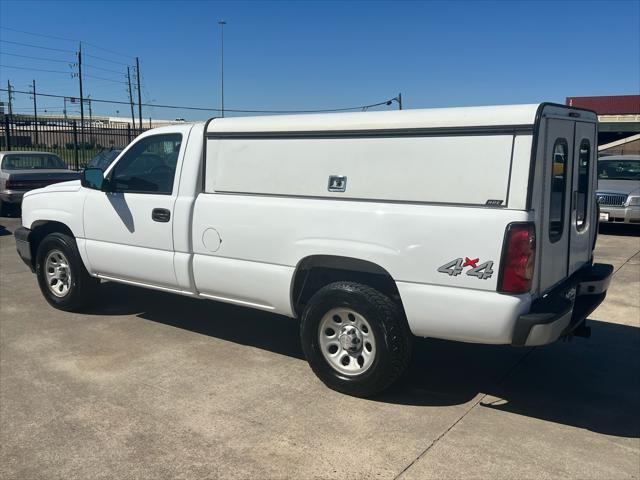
[191,194,531,328]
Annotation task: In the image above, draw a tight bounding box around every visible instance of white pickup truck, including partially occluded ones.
[15,103,613,397]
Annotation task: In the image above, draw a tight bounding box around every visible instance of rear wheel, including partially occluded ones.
[300,281,412,397]
[36,232,99,311]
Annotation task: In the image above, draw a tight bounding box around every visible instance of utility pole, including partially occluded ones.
[87,95,93,146]
[136,57,142,130]
[6,80,14,149]
[77,43,85,157]
[31,80,38,145]
[127,66,136,130]
[63,97,68,119]
[6,80,13,117]
[397,92,402,110]
[218,20,226,117]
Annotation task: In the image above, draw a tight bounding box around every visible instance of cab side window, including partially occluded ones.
[109,134,182,194]
[549,138,568,242]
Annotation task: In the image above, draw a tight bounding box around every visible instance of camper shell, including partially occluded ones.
[202,102,602,295]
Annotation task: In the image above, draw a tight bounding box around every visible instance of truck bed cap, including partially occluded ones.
[206,103,544,134]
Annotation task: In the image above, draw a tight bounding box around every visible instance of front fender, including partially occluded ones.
[22,190,86,238]
[21,189,91,273]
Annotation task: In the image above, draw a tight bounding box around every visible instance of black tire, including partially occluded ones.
[300,281,412,397]
[35,232,99,312]
[0,200,6,217]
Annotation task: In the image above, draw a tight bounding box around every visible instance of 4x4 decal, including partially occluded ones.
[437,257,494,280]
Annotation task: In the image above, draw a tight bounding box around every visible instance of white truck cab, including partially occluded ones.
[15,103,612,397]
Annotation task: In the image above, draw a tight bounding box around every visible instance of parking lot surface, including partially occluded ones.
[1,215,639,479]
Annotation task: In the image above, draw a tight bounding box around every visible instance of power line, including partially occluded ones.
[0,39,74,53]
[83,73,127,84]
[0,25,135,59]
[83,63,126,75]
[82,42,134,60]
[0,87,398,114]
[0,25,76,42]
[1,66,126,84]
[83,52,129,66]
[81,79,127,89]
[0,51,73,63]
[0,40,132,72]
[11,106,67,111]
[0,64,70,74]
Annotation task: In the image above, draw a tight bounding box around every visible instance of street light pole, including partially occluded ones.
[218,20,226,118]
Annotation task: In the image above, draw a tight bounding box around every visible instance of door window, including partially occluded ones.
[549,138,568,243]
[109,134,182,194]
[576,139,590,231]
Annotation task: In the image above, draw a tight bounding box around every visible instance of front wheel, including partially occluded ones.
[36,232,99,311]
[300,281,412,397]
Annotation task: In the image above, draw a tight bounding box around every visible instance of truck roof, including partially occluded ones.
[205,103,591,134]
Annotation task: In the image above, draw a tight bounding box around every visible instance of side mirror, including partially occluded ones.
[81,168,105,191]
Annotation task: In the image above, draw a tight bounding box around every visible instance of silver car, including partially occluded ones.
[596,154,640,225]
[0,151,79,216]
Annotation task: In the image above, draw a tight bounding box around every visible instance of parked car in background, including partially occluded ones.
[0,151,79,216]
[86,148,122,171]
[596,154,640,225]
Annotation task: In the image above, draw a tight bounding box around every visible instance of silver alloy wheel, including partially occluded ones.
[318,307,377,376]
[44,249,72,298]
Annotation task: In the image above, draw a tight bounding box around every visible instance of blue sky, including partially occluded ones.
[1,0,639,121]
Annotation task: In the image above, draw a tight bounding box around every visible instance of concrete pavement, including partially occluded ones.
[1,216,638,479]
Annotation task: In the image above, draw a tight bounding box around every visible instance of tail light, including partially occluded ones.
[498,223,536,294]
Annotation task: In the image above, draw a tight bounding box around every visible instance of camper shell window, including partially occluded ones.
[549,138,568,243]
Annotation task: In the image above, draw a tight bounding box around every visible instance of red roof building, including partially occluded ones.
[565,95,640,115]
[566,95,639,151]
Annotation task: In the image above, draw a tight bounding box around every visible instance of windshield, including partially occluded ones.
[597,159,640,181]
[87,149,122,170]
[1,153,67,170]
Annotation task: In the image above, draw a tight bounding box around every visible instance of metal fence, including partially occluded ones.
[1,115,149,170]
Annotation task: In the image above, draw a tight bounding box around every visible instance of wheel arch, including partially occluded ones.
[290,254,402,318]
[28,220,76,270]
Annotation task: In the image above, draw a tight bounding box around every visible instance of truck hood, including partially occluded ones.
[23,179,82,198]
[4,169,79,179]
[597,179,640,197]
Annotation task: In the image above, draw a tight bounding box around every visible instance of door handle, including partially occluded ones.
[152,208,171,223]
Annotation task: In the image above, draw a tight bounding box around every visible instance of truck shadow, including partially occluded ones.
[384,320,640,439]
[90,281,640,439]
[599,223,640,237]
[106,193,135,233]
